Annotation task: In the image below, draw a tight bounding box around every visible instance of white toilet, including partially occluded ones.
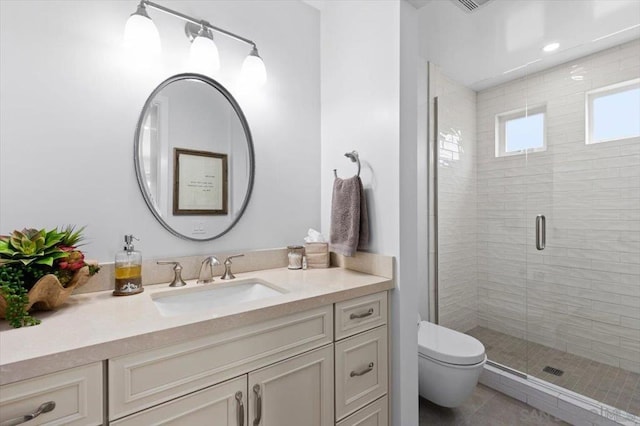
[418,320,486,407]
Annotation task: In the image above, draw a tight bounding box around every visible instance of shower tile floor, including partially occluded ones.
[467,327,640,418]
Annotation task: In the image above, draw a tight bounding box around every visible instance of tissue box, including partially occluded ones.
[304,243,329,268]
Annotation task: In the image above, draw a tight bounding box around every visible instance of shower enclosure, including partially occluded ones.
[429,38,640,421]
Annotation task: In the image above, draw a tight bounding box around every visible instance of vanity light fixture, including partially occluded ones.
[239,46,268,88]
[123,1,161,54]
[124,0,267,87]
[542,42,560,52]
[188,25,221,75]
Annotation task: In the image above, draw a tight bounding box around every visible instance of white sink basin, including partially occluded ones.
[152,279,286,317]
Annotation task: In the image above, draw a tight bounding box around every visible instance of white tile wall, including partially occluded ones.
[476,39,640,372]
[430,64,478,333]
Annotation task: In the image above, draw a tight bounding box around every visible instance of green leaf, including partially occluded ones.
[33,257,54,266]
[10,230,25,250]
[59,225,86,247]
[0,246,15,256]
[43,228,65,249]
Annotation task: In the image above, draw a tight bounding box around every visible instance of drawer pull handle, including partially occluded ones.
[253,384,262,426]
[350,362,375,377]
[235,391,244,426]
[350,308,374,320]
[2,401,56,426]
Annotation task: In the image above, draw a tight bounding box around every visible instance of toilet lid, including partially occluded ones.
[418,321,485,365]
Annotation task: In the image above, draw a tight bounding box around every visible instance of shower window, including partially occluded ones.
[495,105,546,157]
[586,78,640,144]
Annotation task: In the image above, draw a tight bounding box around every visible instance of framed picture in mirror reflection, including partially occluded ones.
[173,148,228,215]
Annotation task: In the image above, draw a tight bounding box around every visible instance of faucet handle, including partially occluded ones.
[221,254,244,280]
[223,254,245,265]
[156,261,187,287]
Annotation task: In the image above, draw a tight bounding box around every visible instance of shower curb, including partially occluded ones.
[479,364,640,426]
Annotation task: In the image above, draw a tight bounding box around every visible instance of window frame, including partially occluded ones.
[585,78,640,145]
[495,104,547,157]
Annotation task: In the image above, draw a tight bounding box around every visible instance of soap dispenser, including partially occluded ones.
[113,235,143,296]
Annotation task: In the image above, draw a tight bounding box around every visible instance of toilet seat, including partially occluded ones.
[418,321,485,366]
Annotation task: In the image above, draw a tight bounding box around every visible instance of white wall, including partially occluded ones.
[320,1,420,424]
[398,3,421,425]
[319,2,400,255]
[0,0,320,262]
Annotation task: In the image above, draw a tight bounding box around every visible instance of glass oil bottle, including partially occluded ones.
[113,235,143,296]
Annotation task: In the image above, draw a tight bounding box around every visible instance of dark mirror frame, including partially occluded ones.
[133,73,255,241]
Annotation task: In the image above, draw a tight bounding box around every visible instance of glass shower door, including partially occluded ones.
[523,44,640,420]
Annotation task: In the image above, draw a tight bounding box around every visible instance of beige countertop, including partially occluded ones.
[0,266,393,385]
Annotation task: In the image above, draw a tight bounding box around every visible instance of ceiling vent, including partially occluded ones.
[451,0,491,13]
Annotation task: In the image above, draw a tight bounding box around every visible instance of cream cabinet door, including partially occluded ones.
[111,375,247,426]
[248,345,334,426]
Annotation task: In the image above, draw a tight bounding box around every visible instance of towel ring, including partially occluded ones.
[333,151,361,178]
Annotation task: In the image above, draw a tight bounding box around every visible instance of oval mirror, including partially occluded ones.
[134,73,254,241]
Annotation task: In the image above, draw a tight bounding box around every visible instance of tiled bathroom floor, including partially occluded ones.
[467,326,640,417]
[419,384,569,425]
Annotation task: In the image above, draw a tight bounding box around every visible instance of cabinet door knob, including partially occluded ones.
[350,308,374,320]
[350,362,375,377]
[253,384,262,426]
[1,401,56,426]
[235,391,244,426]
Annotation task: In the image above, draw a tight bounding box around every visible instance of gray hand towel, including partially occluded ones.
[330,176,369,257]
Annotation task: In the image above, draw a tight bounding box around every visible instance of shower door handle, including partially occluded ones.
[536,215,546,250]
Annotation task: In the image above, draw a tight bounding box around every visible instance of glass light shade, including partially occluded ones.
[123,13,161,54]
[189,35,220,75]
[240,49,267,88]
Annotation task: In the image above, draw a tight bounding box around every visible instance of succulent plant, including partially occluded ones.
[0,228,68,267]
[0,225,100,328]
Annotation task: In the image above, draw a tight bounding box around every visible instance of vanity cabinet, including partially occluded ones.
[108,305,333,420]
[0,291,389,426]
[108,292,388,426]
[111,344,334,426]
[0,362,103,426]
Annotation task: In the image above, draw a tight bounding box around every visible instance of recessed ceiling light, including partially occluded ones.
[543,42,560,52]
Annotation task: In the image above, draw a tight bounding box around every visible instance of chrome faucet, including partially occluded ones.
[220,254,244,280]
[197,256,220,284]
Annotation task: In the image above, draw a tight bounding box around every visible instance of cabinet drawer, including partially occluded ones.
[0,362,103,426]
[109,305,332,420]
[335,292,387,340]
[111,375,247,426]
[335,326,388,421]
[336,396,388,426]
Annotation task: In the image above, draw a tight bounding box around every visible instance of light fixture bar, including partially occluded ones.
[142,0,256,47]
